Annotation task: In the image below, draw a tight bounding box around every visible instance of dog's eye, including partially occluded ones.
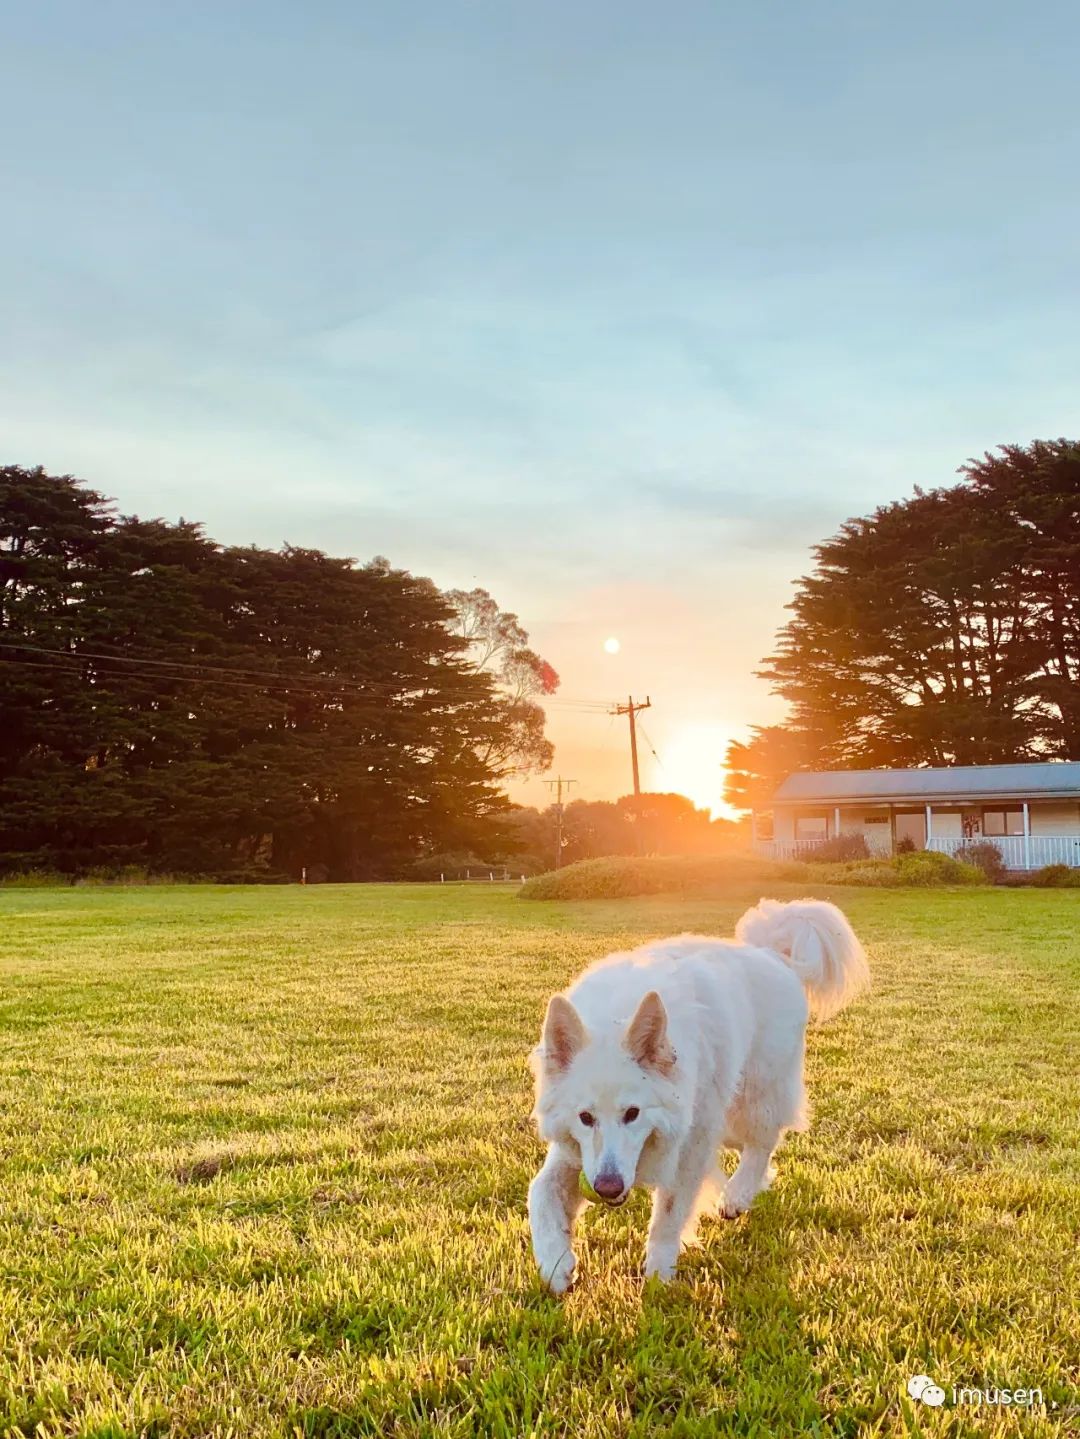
[622,1106,640,1123]
[578,1111,595,1127]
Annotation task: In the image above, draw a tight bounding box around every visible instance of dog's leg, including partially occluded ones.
[644,1126,717,1282]
[528,1147,585,1295]
[722,1131,781,1218]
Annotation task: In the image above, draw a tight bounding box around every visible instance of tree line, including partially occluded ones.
[493,791,743,877]
[0,466,557,880]
[726,440,1080,809]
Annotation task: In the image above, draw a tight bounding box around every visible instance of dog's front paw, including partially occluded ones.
[721,1184,758,1218]
[722,1168,774,1218]
[720,1185,755,1218]
[643,1245,678,1283]
[539,1249,577,1295]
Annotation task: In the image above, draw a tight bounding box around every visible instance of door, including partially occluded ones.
[894,811,926,850]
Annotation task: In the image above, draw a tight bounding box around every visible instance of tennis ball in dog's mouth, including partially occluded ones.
[578,1171,601,1202]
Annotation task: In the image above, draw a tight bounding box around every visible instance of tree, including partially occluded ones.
[502,792,745,871]
[724,726,819,813]
[960,440,1080,757]
[445,587,559,776]
[740,441,1080,799]
[0,467,539,879]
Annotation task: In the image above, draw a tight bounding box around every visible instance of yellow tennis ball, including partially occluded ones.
[578,1171,601,1202]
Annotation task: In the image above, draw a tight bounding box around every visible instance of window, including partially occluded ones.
[983,808,1024,836]
[795,815,828,840]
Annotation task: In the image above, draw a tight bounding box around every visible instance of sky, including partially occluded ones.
[3,2,1080,815]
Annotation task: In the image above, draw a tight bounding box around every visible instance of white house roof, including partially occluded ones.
[771,762,1080,806]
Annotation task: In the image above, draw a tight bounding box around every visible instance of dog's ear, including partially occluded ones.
[541,994,587,1072]
[624,990,675,1074]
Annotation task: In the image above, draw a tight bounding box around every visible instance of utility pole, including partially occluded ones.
[543,776,577,868]
[611,695,651,795]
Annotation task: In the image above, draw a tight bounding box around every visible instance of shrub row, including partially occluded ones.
[517,855,791,900]
[518,849,987,900]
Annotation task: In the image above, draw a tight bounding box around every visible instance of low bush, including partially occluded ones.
[519,848,986,900]
[0,866,239,887]
[406,852,525,881]
[955,841,1008,884]
[406,852,488,882]
[73,865,186,887]
[1029,862,1080,888]
[0,869,73,889]
[804,851,985,888]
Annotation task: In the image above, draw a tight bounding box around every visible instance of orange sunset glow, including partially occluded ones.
[502,578,793,819]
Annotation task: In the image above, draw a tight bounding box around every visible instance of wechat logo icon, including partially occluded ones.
[908,1374,946,1407]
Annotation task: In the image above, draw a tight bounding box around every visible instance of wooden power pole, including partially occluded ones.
[543,776,577,868]
[611,695,651,795]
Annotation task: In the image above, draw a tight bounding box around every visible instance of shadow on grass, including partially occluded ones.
[632,1195,825,1435]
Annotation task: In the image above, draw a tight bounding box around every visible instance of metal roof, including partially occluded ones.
[771,762,1080,805]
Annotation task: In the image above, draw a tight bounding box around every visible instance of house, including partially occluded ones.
[753,762,1080,870]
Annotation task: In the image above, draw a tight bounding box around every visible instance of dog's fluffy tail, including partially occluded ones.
[734,898,870,1021]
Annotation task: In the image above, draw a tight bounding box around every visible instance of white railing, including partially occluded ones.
[754,839,826,861]
[754,838,890,861]
[756,835,1080,869]
[928,835,1080,870]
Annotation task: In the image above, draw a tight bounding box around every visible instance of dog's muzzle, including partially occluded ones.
[591,1171,628,1205]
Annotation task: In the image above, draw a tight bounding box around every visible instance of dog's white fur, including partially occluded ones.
[528,898,870,1291]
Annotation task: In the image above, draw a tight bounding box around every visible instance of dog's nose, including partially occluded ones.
[592,1171,625,1201]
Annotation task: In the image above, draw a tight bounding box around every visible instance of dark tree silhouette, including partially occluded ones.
[0,467,536,879]
[726,440,1080,808]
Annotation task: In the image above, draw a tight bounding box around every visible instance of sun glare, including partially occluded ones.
[603,636,620,654]
[661,725,737,819]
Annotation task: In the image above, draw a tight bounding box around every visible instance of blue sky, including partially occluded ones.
[3,2,1079,811]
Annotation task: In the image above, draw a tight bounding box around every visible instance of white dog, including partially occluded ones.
[528,899,870,1292]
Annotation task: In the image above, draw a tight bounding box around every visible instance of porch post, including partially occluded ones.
[925,804,933,849]
[1022,801,1031,870]
[833,806,841,840]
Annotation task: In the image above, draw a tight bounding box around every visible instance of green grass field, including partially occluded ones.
[0,882,1077,1438]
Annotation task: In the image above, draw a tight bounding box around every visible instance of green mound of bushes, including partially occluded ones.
[518,854,791,900]
[518,848,986,900]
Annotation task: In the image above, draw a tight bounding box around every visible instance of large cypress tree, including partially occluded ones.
[0,466,528,879]
[726,440,1080,805]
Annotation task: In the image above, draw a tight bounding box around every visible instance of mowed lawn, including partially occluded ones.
[0,883,1077,1438]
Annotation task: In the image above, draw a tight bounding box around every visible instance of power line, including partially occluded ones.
[542,695,613,711]
[0,652,516,706]
[0,640,614,710]
[0,653,619,713]
[0,639,447,697]
[0,653,421,701]
[636,720,665,775]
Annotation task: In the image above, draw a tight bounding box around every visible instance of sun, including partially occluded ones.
[603,637,620,654]
[660,725,738,818]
